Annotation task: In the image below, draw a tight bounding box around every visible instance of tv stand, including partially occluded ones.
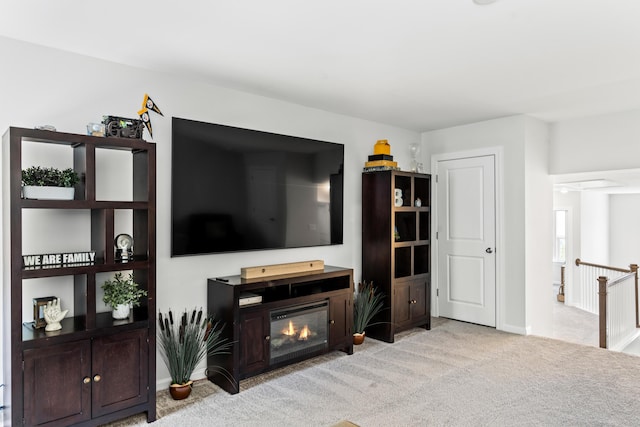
[207,265,353,394]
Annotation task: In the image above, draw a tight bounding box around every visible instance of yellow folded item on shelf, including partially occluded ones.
[374,139,391,155]
[364,159,398,168]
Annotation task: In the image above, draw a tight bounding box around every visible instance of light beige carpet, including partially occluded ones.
[109,318,640,426]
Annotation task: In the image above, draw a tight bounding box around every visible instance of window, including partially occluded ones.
[553,210,566,263]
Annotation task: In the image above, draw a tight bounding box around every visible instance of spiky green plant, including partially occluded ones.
[353,281,385,333]
[157,308,231,386]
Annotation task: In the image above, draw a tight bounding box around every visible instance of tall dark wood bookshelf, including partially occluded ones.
[362,170,431,343]
[2,127,156,426]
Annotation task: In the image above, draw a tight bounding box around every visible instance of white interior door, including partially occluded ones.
[437,155,496,326]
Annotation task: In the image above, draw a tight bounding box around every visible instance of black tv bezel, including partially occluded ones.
[170,117,345,257]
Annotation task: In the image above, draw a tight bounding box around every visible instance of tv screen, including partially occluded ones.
[171,117,344,256]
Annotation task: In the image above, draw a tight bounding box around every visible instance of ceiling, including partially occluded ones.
[1,1,640,132]
[553,169,640,195]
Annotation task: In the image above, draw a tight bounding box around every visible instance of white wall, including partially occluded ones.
[550,109,640,175]
[580,192,610,265]
[422,115,529,333]
[551,109,640,308]
[609,194,640,268]
[524,117,553,336]
[0,37,421,387]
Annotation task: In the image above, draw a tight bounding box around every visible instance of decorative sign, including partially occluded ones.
[22,251,96,269]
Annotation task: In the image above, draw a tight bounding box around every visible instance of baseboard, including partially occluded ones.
[499,323,529,335]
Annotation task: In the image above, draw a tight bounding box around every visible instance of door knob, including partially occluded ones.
[486,247,493,254]
[83,377,91,384]
[93,374,101,382]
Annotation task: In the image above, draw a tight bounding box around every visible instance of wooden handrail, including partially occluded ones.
[605,271,636,288]
[575,258,632,273]
[596,264,639,349]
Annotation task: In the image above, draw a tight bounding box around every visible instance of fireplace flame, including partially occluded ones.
[282,320,296,336]
[298,325,310,341]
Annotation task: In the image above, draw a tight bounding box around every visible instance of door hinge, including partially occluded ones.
[436,288,439,297]
[435,175,438,183]
[436,231,438,240]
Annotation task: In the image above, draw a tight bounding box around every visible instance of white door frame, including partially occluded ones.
[431,146,506,331]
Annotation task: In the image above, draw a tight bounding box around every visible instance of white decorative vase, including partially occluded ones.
[112,304,130,320]
[23,186,74,200]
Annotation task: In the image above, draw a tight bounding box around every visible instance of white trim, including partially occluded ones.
[430,147,506,332]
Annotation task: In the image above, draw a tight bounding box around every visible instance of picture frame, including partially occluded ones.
[33,296,57,329]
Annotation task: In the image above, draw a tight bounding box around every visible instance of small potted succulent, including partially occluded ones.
[157,308,232,400]
[21,166,79,200]
[353,281,385,345]
[101,272,148,319]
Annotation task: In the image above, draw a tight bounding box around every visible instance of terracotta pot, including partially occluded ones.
[353,332,366,345]
[169,381,193,400]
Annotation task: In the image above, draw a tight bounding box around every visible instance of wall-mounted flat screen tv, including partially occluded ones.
[171,117,344,257]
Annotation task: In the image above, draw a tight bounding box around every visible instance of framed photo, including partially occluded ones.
[33,296,57,329]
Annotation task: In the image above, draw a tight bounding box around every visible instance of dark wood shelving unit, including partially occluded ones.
[2,127,156,426]
[362,170,431,343]
[207,266,354,394]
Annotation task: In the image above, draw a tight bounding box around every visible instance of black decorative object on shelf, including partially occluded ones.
[102,115,145,139]
[115,233,133,262]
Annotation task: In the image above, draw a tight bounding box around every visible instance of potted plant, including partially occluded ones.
[157,308,232,400]
[22,166,79,200]
[101,272,148,319]
[353,281,385,345]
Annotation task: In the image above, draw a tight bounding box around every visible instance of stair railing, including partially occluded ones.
[575,259,639,350]
[574,258,629,314]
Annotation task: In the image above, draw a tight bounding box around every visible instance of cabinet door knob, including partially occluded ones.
[93,374,101,382]
[83,377,91,384]
[330,320,335,325]
[410,299,417,304]
[265,335,270,341]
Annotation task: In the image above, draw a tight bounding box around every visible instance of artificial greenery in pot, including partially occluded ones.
[22,166,80,200]
[353,280,385,344]
[157,308,232,400]
[22,166,79,187]
[101,272,148,319]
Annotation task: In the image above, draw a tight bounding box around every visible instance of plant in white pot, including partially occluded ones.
[157,308,232,400]
[21,166,79,200]
[101,272,147,319]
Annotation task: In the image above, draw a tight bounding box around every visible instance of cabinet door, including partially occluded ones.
[239,310,270,374]
[393,283,411,327]
[410,279,428,321]
[24,340,91,426]
[91,329,149,418]
[329,293,351,347]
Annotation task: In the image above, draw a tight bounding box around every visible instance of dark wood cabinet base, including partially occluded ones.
[207,266,354,394]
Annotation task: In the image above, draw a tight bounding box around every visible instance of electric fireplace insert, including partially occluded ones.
[270,301,329,365]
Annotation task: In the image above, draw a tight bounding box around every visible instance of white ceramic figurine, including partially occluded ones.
[44,298,68,331]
